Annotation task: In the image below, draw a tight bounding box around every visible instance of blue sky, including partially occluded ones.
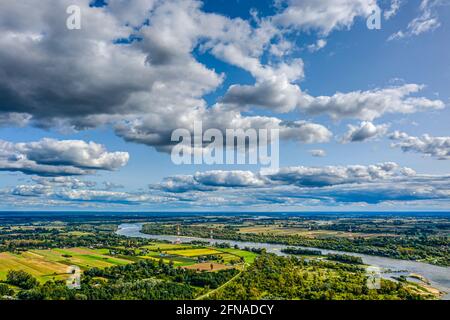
[0,0,449,211]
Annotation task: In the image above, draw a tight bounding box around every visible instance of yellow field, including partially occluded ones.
[142,243,194,251]
[0,247,134,282]
[0,252,69,282]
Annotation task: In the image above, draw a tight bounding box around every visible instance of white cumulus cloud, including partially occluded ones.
[0,138,129,176]
[341,121,389,143]
[390,131,450,160]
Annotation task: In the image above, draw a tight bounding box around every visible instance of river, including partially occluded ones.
[117,223,450,299]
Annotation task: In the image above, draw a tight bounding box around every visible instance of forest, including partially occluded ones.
[208,254,433,300]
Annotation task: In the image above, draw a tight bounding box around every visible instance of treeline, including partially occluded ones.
[282,247,322,255]
[326,254,363,265]
[14,278,195,300]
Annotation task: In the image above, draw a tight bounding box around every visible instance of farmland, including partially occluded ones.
[138,242,256,269]
[0,239,256,283]
[0,247,134,282]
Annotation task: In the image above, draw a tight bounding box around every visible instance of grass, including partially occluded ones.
[166,248,222,257]
[138,255,194,266]
[49,248,133,269]
[215,248,259,264]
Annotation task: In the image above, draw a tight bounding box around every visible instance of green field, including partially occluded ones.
[167,248,222,257]
[215,248,259,264]
[0,248,134,282]
[138,255,196,266]
[141,243,195,251]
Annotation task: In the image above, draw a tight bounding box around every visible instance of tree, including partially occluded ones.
[0,283,14,297]
[6,270,39,290]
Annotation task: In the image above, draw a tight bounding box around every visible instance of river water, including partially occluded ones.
[117,223,450,299]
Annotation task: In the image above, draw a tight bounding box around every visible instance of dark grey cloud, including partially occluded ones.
[221,78,303,113]
[0,113,31,127]
[115,111,332,153]
[0,0,334,151]
[0,0,223,133]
